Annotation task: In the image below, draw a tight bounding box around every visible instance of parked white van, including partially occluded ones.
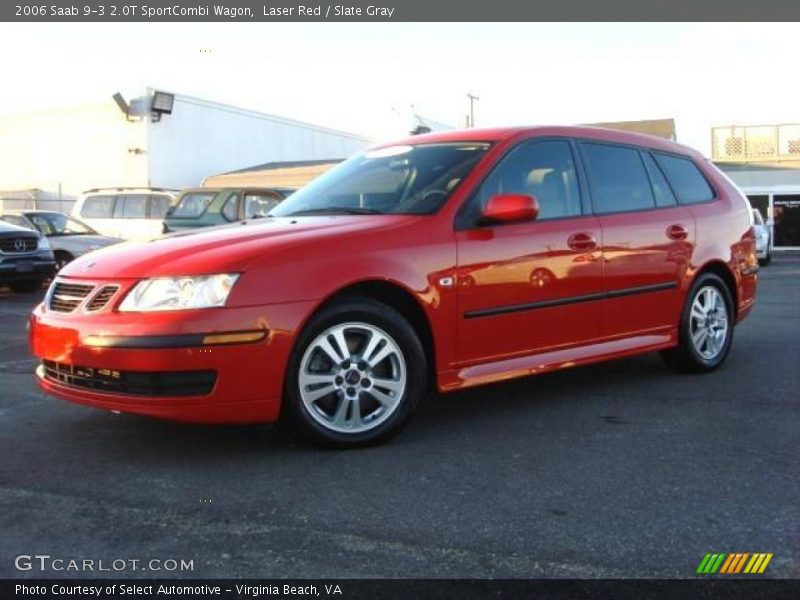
[72,188,177,241]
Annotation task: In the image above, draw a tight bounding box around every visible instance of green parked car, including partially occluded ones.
[162,187,294,233]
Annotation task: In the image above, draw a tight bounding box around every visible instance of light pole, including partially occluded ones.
[467,93,479,128]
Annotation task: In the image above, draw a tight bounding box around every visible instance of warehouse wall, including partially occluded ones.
[146,93,372,190]
[0,104,149,199]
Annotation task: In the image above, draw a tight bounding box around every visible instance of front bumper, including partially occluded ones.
[29,297,314,424]
[0,252,56,282]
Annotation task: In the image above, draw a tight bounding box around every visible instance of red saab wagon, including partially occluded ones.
[30,127,758,446]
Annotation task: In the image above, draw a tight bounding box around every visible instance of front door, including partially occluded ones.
[455,139,604,365]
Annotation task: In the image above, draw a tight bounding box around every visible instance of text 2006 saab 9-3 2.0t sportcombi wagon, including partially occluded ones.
[29,126,758,447]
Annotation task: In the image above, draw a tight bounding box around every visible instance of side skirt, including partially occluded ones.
[438,332,676,392]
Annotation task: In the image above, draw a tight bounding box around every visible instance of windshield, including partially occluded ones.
[270,143,490,217]
[28,213,95,236]
[171,192,217,218]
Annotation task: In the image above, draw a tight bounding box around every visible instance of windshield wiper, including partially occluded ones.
[285,206,384,216]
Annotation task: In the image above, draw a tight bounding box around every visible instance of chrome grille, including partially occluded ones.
[48,282,95,313]
[0,237,38,253]
[85,285,119,312]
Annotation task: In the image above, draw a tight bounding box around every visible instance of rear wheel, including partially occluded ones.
[661,273,734,373]
[284,298,427,448]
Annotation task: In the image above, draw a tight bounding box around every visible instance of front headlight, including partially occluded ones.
[38,236,50,250]
[118,273,240,312]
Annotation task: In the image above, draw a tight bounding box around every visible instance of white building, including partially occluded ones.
[712,124,800,250]
[0,88,372,211]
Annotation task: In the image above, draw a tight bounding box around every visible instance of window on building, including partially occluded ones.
[747,195,769,221]
[581,143,655,213]
[654,153,715,204]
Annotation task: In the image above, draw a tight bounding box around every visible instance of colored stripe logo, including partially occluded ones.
[697,553,773,574]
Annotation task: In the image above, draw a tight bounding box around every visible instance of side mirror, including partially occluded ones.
[480,194,539,225]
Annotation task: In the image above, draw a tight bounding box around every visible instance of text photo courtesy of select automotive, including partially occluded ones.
[0,19,798,587]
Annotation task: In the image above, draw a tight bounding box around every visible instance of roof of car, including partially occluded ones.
[81,187,179,194]
[177,187,293,195]
[385,125,702,157]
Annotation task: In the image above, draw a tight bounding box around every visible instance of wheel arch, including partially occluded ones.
[295,279,438,390]
[691,260,738,319]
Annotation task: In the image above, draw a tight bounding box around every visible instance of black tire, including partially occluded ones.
[660,273,735,373]
[10,278,45,293]
[283,298,427,448]
[54,251,74,272]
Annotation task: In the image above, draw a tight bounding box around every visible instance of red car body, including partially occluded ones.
[29,126,758,425]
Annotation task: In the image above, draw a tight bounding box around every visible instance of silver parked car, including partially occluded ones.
[0,211,123,271]
[751,209,772,266]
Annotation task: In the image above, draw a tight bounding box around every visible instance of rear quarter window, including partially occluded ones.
[654,153,716,204]
[80,195,115,218]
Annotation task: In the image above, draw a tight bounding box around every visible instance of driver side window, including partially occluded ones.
[464,139,582,226]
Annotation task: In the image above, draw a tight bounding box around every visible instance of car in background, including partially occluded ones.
[72,187,177,241]
[0,220,55,292]
[751,208,771,265]
[163,187,293,233]
[1,211,123,271]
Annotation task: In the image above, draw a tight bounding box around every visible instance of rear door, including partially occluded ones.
[77,194,118,237]
[577,141,695,338]
[113,194,150,240]
[455,138,604,364]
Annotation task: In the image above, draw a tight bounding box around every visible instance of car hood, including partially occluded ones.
[51,235,122,247]
[59,216,418,280]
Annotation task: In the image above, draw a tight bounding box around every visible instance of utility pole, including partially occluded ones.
[466,92,479,128]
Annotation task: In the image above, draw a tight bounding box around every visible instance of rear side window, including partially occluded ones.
[149,195,172,219]
[641,152,677,208]
[580,143,655,213]
[244,193,282,219]
[653,153,715,204]
[81,195,115,218]
[114,194,148,219]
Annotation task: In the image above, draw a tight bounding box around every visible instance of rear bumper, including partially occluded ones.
[29,299,314,424]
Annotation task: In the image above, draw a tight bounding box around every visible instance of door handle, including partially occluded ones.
[568,232,597,251]
[667,224,689,241]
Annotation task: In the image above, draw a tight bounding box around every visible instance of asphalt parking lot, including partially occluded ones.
[1,256,798,579]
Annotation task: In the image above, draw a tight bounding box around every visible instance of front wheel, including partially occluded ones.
[661,273,735,373]
[283,298,427,448]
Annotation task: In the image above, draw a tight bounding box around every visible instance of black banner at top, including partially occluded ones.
[5,0,800,22]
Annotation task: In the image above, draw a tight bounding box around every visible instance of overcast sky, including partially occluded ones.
[0,22,796,154]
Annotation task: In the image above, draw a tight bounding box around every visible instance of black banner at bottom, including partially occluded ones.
[4,579,800,600]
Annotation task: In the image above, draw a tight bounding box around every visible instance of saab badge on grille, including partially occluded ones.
[15,239,25,251]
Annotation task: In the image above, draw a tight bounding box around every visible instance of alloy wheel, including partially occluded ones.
[298,322,407,434]
[689,286,729,360]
